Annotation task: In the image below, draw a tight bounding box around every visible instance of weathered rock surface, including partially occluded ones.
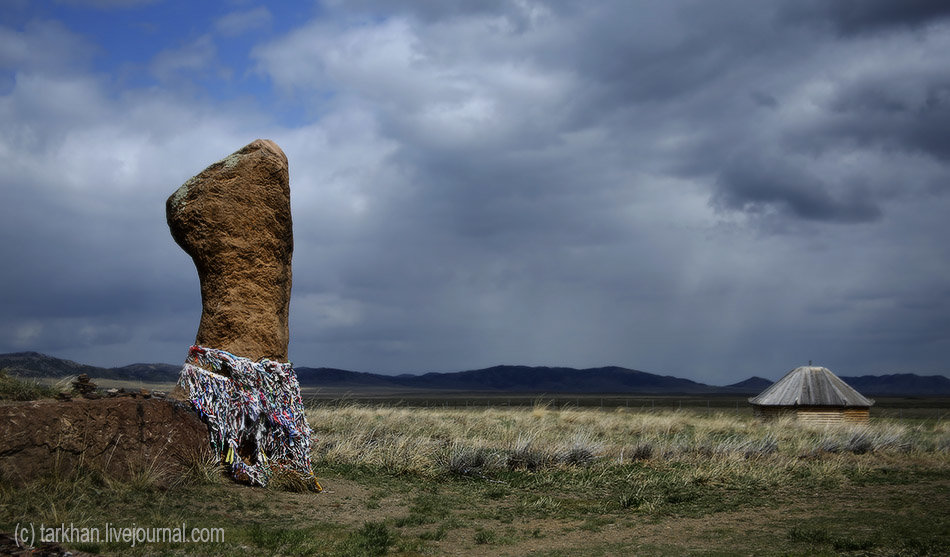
[0,397,210,485]
[166,139,293,362]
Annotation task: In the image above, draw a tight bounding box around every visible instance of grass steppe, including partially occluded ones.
[1,395,949,556]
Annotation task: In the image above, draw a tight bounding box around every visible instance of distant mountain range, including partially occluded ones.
[0,351,181,383]
[2,351,949,396]
[294,365,717,394]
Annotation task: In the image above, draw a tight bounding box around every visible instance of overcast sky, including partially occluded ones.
[2,0,949,384]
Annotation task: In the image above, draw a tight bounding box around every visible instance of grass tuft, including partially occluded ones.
[337,522,392,556]
[474,528,497,545]
[445,444,495,477]
[507,434,555,471]
[627,442,654,461]
[0,369,62,400]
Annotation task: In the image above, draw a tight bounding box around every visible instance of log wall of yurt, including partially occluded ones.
[752,405,869,424]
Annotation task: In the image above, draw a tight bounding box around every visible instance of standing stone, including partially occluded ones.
[167,139,292,362]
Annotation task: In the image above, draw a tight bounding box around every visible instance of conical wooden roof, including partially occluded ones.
[749,366,873,407]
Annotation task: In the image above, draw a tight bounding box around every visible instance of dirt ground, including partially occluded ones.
[3,464,946,555]
[218,471,948,556]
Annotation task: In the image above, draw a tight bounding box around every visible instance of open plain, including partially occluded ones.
[2,386,948,556]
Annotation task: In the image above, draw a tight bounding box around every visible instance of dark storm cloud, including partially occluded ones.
[563,2,777,106]
[821,77,950,162]
[751,91,779,109]
[248,0,949,379]
[782,0,950,36]
[0,174,199,348]
[714,155,882,223]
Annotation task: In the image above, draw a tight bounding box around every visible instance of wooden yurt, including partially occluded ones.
[749,365,873,424]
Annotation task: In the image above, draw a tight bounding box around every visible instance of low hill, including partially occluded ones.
[3,351,948,396]
[722,376,773,394]
[0,351,105,378]
[0,352,179,382]
[110,363,181,382]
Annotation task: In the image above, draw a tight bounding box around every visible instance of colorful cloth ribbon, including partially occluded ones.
[177,345,320,490]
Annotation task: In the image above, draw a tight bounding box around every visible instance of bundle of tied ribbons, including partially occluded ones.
[177,345,321,490]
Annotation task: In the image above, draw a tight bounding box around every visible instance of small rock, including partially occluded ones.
[71,374,98,398]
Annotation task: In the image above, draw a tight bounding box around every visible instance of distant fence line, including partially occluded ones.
[305,395,947,421]
[305,394,950,421]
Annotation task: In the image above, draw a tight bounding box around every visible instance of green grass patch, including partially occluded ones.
[0,369,61,400]
[335,522,393,557]
[473,527,497,545]
[394,491,451,527]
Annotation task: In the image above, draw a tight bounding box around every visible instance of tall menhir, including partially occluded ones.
[166,139,293,362]
[166,139,318,489]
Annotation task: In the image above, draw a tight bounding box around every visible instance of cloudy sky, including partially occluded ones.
[2,0,949,384]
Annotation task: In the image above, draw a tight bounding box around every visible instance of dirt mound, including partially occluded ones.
[0,396,210,485]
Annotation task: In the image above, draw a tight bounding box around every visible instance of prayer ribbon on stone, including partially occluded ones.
[177,345,321,490]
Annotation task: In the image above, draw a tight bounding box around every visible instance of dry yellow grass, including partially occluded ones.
[305,403,950,480]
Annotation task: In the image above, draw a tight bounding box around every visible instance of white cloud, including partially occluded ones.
[150,35,221,83]
[254,18,423,100]
[215,6,273,37]
[0,20,95,71]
